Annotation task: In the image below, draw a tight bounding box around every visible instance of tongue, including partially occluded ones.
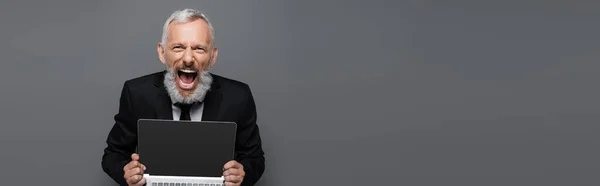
[180,73,195,84]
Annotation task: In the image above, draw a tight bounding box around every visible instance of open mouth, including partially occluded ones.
[177,69,198,89]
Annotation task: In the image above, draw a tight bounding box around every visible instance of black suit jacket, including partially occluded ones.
[101,71,265,186]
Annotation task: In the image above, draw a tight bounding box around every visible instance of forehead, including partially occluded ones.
[166,19,212,44]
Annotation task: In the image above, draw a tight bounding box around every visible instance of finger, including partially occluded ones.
[127,174,143,185]
[223,160,243,170]
[223,168,244,177]
[131,153,140,161]
[224,175,243,183]
[224,182,239,186]
[141,163,146,171]
[123,160,140,171]
[134,177,146,186]
[124,167,143,179]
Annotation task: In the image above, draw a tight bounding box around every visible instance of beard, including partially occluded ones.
[163,67,213,104]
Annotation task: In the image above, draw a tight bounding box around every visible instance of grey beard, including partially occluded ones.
[163,68,213,104]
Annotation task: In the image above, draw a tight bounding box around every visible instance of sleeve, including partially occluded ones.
[235,84,266,186]
[101,82,138,186]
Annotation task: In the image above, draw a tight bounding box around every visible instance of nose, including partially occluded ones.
[183,47,194,66]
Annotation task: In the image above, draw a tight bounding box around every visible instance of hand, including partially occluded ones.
[223,160,245,186]
[123,153,147,186]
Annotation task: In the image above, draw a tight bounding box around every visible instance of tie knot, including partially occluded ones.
[174,102,195,111]
[174,102,198,121]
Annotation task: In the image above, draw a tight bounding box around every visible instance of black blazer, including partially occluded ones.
[101,71,265,186]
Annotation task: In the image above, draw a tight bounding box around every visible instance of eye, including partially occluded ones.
[172,45,184,51]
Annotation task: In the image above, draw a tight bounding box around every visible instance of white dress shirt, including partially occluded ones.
[171,103,204,121]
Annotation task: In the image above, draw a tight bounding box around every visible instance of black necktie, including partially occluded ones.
[174,103,193,121]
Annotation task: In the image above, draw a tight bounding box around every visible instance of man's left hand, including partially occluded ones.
[223,160,245,186]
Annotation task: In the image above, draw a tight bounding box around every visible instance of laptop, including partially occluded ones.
[137,119,237,186]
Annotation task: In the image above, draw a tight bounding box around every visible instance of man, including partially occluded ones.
[101,9,265,186]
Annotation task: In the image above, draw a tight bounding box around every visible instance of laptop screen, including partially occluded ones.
[137,119,237,177]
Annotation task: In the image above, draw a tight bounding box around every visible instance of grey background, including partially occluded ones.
[0,0,599,185]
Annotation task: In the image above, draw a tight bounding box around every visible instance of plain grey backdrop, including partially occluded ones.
[1,0,599,185]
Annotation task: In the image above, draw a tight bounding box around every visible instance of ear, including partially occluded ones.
[157,42,166,64]
[209,47,218,68]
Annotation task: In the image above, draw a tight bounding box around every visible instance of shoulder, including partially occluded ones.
[122,71,165,91]
[210,73,257,115]
[211,73,252,94]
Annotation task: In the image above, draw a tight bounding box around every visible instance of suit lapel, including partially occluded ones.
[202,74,223,121]
[154,91,173,120]
[153,71,174,120]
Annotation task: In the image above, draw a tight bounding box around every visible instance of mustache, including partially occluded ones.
[171,65,212,72]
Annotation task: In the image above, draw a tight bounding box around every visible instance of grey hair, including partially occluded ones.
[161,9,215,48]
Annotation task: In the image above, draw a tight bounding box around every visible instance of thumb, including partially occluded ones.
[131,153,140,161]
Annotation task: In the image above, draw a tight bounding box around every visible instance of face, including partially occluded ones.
[157,19,218,97]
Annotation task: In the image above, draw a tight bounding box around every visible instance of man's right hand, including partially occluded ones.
[123,153,147,186]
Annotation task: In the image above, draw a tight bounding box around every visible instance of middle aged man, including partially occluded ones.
[101,9,265,186]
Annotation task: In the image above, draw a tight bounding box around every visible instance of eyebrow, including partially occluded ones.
[192,43,207,48]
[170,43,184,47]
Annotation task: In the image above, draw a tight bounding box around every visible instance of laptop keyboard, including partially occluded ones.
[144,174,224,186]
[151,183,223,186]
